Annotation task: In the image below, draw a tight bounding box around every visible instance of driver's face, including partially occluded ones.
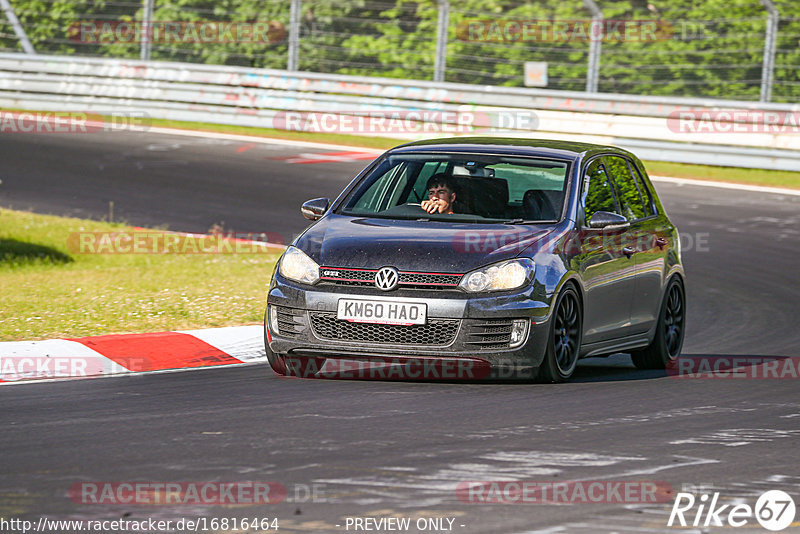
[428,186,453,200]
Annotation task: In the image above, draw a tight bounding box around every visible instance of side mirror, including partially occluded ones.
[588,211,629,230]
[301,198,329,221]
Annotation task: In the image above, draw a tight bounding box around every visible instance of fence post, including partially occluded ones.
[759,0,778,102]
[140,0,154,60]
[583,0,602,93]
[433,0,449,82]
[287,0,301,71]
[0,0,35,54]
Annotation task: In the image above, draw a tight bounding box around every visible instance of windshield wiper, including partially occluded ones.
[498,218,528,224]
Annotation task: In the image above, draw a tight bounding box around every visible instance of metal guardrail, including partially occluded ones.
[0,53,798,171]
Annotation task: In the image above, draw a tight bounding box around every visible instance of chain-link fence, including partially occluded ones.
[1,0,798,102]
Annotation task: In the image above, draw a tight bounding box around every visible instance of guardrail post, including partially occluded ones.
[140,0,154,60]
[759,0,778,102]
[0,0,35,54]
[287,0,301,71]
[433,0,449,82]
[583,0,602,93]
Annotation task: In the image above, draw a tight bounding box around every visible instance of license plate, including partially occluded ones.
[337,299,427,326]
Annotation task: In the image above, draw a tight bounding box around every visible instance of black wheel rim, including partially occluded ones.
[554,292,580,374]
[664,284,684,358]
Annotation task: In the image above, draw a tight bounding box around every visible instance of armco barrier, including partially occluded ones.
[0,53,798,171]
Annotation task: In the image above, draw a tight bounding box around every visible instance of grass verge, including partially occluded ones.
[643,160,800,189]
[0,208,280,341]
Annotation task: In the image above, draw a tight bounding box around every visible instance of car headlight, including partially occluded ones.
[459,258,535,292]
[278,246,320,285]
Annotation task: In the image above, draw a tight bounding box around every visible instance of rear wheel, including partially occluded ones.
[631,278,685,370]
[537,286,582,383]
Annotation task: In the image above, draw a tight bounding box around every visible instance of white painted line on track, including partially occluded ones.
[146,126,385,154]
[146,126,800,197]
[651,175,800,196]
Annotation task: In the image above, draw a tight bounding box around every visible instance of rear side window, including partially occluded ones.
[627,160,657,217]
[605,156,647,221]
[583,159,619,223]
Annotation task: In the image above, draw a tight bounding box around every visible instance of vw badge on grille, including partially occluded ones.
[375,267,399,291]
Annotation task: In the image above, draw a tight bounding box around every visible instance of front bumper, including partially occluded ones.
[265,276,554,380]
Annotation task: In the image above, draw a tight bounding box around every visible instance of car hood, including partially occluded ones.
[294,214,554,273]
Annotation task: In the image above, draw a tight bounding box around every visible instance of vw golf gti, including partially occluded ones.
[264,138,686,382]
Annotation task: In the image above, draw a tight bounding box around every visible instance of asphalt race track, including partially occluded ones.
[2,129,800,533]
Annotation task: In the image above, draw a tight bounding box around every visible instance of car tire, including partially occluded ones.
[264,310,287,376]
[536,285,582,383]
[630,277,685,370]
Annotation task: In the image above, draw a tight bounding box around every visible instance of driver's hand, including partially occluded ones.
[421,198,443,213]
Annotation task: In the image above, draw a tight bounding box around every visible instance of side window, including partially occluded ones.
[605,156,646,221]
[351,163,405,211]
[583,159,619,223]
[627,160,657,216]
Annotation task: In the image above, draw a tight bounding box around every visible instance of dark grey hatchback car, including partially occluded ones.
[264,138,685,382]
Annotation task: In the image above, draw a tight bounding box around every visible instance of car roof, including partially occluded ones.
[389,137,635,161]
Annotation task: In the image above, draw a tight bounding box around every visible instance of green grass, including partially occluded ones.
[0,209,280,341]
[643,160,800,189]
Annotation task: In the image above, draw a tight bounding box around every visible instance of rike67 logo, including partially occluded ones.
[668,490,796,531]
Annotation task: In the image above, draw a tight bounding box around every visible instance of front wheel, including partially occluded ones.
[631,278,686,370]
[536,286,583,383]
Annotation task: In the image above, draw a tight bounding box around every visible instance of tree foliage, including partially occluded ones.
[1,0,797,101]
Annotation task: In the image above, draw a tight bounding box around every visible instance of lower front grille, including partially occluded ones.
[273,306,305,338]
[464,319,515,350]
[309,312,459,346]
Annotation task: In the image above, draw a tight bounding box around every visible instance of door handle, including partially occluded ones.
[622,246,635,258]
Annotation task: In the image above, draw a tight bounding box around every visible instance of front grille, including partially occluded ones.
[464,319,515,350]
[400,272,462,286]
[319,267,462,290]
[309,312,459,346]
[272,306,305,338]
[320,269,374,282]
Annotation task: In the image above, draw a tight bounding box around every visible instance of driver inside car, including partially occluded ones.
[420,174,457,214]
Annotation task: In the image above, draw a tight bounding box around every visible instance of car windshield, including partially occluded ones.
[337,153,571,223]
